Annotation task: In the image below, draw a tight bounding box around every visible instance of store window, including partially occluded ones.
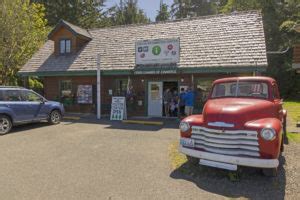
[194,78,214,111]
[115,79,128,96]
[195,78,214,102]
[60,80,72,98]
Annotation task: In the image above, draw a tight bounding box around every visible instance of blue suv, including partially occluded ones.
[0,87,65,135]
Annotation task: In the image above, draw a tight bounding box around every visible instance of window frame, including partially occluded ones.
[59,39,71,55]
[210,81,270,100]
[115,79,128,96]
[22,90,43,102]
[2,90,23,102]
[60,80,73,98]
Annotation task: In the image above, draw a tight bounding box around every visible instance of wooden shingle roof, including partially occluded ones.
[20,11,267,74]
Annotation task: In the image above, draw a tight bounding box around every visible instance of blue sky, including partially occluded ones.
[104,0,173,21]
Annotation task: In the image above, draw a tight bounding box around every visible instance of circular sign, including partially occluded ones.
[152,45,161,55]
[167,44,173,50]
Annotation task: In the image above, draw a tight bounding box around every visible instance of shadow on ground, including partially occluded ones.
[63,116,179,131]
[4,122,50,135]
[170,156,286,200]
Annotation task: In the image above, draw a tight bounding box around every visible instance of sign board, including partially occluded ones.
[136,38,180,65]
[134,68,177,75]
[110,97,127,120]
[77,85,93,104]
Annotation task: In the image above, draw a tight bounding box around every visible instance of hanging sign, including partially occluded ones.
[136,38,180,65]
[110,96,127,120]
[77,85,93,104]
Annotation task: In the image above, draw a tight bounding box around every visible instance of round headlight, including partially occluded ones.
[260,128,276,141]
[179,122,190,132]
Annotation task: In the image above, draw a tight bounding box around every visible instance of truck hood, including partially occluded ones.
[203,98,276,129]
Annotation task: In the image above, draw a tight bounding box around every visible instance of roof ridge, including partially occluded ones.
[88,10,261,31]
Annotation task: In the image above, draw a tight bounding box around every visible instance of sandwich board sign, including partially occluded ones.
[110,96,127,120]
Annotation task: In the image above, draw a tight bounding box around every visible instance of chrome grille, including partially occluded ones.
[191,126,260,157]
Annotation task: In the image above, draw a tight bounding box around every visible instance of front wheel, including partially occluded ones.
[48,110,62,125]
[262,167,278,177]
[0,115,12,135]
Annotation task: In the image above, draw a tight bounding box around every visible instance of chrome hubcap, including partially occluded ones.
[0,118,10,134]
[51,112,60,123]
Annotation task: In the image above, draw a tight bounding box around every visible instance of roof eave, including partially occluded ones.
[47,20,92,41]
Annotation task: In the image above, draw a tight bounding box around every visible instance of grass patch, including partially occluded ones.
[287,132,300,143]
[168,141,187,170]
[283,100,300,124]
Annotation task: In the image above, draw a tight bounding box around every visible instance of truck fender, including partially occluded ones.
[245,118,282,135]
[245,118,283,158]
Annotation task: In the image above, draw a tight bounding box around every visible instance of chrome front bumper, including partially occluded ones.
[180,145,279,169]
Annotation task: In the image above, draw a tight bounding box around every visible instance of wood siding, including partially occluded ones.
[43,73,251,115]
[51,26,88,55]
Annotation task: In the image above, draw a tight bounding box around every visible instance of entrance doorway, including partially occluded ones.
[162,81,178,117]
[147,81,179,117]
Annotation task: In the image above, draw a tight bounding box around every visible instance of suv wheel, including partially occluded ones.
[48,110,61,125]
[0,115,12,135]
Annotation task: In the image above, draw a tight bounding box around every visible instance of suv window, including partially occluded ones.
[4,90,23,101]
[23,91,42,102]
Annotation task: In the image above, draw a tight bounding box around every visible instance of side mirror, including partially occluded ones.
[40,97,46,104]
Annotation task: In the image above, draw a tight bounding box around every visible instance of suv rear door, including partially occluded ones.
[1,89,29,123]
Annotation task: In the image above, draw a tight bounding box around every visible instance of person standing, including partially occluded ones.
[163,89,172,117]
[184,87,195,116]
[179,87,186,117]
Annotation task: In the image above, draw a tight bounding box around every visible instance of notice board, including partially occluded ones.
[77,85,93,104]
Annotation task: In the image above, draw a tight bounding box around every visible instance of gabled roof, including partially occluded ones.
[48,20,92,40]
[20,11,267,74]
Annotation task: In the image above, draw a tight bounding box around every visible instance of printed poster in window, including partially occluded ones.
[77,85,93,104]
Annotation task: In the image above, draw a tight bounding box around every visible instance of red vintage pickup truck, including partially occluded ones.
[179,76,287,176]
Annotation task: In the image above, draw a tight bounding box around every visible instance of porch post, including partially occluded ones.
[97,54,101,119]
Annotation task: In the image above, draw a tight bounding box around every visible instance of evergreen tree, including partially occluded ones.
[220,0,300,98]
[156,1,170,22]
[108,0,149,25]
[30,0,106,28]
[171,0,219,19]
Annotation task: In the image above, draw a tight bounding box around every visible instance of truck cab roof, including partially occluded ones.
[213,76,276,85]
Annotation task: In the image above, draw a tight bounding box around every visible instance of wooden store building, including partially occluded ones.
[19,11,268,117]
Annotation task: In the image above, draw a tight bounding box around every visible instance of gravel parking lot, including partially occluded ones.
[0,118,299,200]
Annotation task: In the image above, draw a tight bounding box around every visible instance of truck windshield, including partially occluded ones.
[211,81,269,99]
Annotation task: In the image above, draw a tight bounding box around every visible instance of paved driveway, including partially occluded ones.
[0,118,299,200]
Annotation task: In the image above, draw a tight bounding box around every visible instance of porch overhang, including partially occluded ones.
[17,65,267,77]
